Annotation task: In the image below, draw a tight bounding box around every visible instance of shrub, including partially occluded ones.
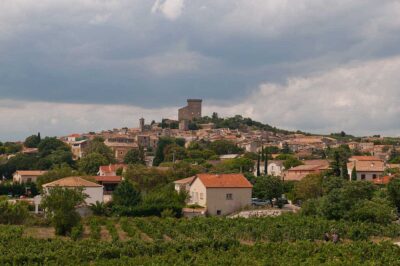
[112,181,141,208]
[113,204,183,218]
[89,201,110,216]
[347,198,396,224]
[161,209,176,218]
[70,223,84,241]
[41,187,87,236]
[0,200,29,225]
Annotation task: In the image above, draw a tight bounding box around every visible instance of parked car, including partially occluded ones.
[251,198,271,206]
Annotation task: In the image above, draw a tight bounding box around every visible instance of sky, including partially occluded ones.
[1,0,400,141]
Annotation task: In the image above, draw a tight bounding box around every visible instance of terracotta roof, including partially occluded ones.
[14,170,47,176]
[350,156,382,161]
[99,164,127,173]
[288,164,324,171]
[92,176,122,183]
[373,176,392,185]
[284,172,309,181]
[303,160,330,167]
[347,161,385,172]
[174,176,195,184]
[43,177,102,188]
[193,173,253,188]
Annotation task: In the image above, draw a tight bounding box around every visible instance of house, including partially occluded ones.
[98,164,127,176]
[104,137,138,162]
[91,176,122,195]
[253,160,284,177]
[347,156,385,181]
[13,170,47,184]
[69,139,88,159]
[283,160,330,181]
[42,176,103,205]
[185,173,252,216]
[174,176,195,193]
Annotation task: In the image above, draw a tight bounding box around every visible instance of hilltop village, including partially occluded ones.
[2,99,400,263]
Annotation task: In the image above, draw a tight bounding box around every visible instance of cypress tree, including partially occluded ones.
[264,149,268,176]
[261,146,265,161]
[351,163,357,181]
[256,152,261,177]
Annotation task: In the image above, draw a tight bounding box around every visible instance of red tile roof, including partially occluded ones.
[43,177,102,188]
[92,176,122,183]
[193,173,253,188]
[350,156,382,161]
[174,176,195,184]
[99,164,127,173]
[347,161,385,172]
[373,176,392,185]
[14,170,47,176]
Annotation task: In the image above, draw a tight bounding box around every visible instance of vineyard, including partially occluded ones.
[2,215,400,265]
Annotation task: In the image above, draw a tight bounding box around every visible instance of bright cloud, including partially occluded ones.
[151,0,185,20]
[1,0,400,139]
[207,56,400,136]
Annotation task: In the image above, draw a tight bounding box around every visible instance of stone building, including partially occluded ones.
[178,99,202,121]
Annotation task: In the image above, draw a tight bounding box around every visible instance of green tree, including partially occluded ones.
[164,144,187,162]
[264,149,268,175]
[78,153,108,175]
[112,180,141,208]
[41,187,87,235]
[209,140,243,155]
[253,176,283,206]
[153,137,180,166]
[294,174,323,201]
[124,148,145,165]
[351,165,357,181]
[84,139,114,163]
[347,198,396,224]
[256,153,261,177]
[38,137,70,157]
[24,134,41,148]
[331,151,341,177]
[387,178,400,212]
[283,156,303,170]
[45,149,74,167]
[37,165,77,189]
[282,142,291,154]
[0,199,29,224]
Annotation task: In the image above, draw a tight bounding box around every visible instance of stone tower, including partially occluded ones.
[139,117,145,132]
[178,99,202,121]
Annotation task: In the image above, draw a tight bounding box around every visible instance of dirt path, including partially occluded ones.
[115,223,129,241]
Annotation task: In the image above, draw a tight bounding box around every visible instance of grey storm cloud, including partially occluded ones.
[1,0,400,140]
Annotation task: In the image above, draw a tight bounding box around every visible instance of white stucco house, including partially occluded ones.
[174,176,195,193]
[347,156,385,181]
[253,160,285,177]
[176,173,253,216]
[13,170,47,184]
[42,176,104,205]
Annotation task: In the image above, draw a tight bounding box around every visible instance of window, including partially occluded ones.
[200,193,204,200]
[372,174,377,179]
[27,178,32,183]
[217,210,222,215]
[361,174,366,180]
[226,193,233,200]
